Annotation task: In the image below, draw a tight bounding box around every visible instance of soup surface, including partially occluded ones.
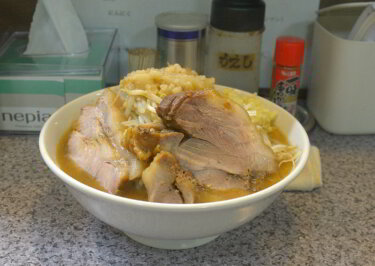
[57,126,293,203]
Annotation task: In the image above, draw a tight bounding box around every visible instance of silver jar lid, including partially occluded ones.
[155,12,208,32]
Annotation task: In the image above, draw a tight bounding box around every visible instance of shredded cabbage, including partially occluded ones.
[117,64,300,167]
[216,87,277,133]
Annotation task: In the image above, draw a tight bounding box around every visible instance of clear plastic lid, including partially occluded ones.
[0,29,117,76]
[155,12,208,32]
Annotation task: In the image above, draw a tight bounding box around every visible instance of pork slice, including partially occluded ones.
[158,131,185,153]
[175,138,250,174]
[142,151,196,204]
[68,131,128,194]
[157,90,278,176]
[193,169,249,191]
[156,91,191,126]
[95,90,144,180]
[96,89,126,148]
[117,146,145,181]
[68,89,144,195]
[142,151,183,203]
[173,138,249,191]
[123,124,184,161]
[76,106,103,138]
[174,169,196,204]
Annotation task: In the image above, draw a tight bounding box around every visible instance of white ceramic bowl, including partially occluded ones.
[39,87,310,249]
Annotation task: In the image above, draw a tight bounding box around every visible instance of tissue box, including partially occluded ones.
[0,29,119,132]
[308,4,375,134]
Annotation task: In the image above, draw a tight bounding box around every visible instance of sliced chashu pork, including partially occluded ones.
[193,169,249,191]
[142,151,196,204]
[157,90,278,177]
[123,123,184,161]
[126,123,250,193]
[96,90,126,147]
[68,90,143,194]
[68,131,129,194]
[76,106,103,138]
[94,90,144,180]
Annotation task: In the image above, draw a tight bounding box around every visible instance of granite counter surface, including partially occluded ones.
[0,126,374,265]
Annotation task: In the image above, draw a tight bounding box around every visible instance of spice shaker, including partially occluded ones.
[155,12,207,73]
[205,0,265,93]
[270,36,305,116]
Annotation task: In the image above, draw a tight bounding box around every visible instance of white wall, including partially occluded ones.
[72,0,319,88]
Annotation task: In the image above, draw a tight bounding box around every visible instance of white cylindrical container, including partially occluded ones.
[206,28,263,92]
[205,0,265,93]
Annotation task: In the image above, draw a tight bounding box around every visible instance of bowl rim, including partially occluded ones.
[39,88,310,212]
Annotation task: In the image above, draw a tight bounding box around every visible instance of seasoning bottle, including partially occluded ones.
[205,0,265,93]
[155,12,207,74]
[270,36,305,116]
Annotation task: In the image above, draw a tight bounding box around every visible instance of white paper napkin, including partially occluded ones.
[24,0,89,55]
[285,146,322,191]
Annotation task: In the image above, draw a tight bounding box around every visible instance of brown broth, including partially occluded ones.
[56,127,293,203]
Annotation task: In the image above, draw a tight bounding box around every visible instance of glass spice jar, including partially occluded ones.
[270,36,305,116]
[205,0,266,93]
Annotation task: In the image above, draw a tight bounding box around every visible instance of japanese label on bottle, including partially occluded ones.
[217,52,255,71]
[271,67,300,116]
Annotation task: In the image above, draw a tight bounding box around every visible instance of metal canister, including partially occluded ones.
[155,12,207,73]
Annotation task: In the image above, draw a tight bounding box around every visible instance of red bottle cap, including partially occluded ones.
[274,36,305,67]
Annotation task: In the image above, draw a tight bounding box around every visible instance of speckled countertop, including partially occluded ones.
[0,126,374,265]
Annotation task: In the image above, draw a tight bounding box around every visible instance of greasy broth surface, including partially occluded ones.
[57,127,293,203]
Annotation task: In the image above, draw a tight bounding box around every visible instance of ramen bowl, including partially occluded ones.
[39,87,310,249]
